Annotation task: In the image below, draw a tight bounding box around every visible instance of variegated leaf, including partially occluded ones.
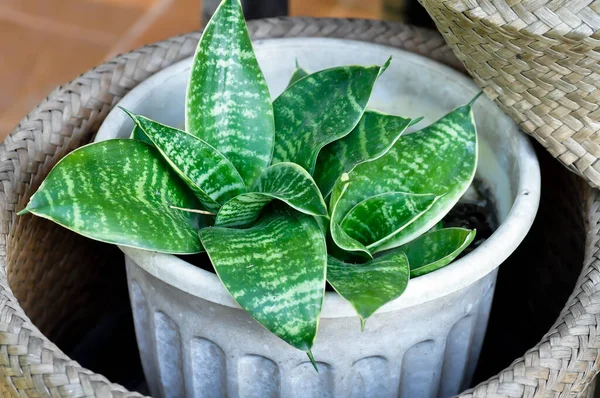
[429,220,444,232]
[131,125,152,145]
[19,140,204,254]
[126,111,246,212]
[200,209,327,353]
[330,220,372,259]
[400,228,476,277]
[286,63,420,196]
[287,61,308,87]
[186,0,274,187]
[215,162,327,227]
[331,101,478,254]
[272,59,390,173]
[314,111,421,196]
[327,251,409,329]
[340,192,439,249]
[329,177,372,258]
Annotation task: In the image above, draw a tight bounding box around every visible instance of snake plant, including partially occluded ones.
[19,0,479,365]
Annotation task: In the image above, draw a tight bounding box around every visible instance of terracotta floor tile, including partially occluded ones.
[124,0,376,52]
[117,0,201,52]
[290,0,381,19]
[0,119,15,141]
[0,0,380,144]
[0,20,110,132]
[0,0,148,38]
[0,21,44,115]
[90,0,158,7]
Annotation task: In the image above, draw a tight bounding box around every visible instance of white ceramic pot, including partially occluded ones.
[97,38,540,398]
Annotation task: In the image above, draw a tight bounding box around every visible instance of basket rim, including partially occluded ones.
[434,0,600,41]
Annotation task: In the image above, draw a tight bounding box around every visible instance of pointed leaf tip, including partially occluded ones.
[17,208,30,216]
[307,350,319,373]
[131,115,246,212]
[273,63,383,173]
[408,116,425,127]
[468,91,485,107]
[187,0,274,187]
[287,62,309,87]
[201,210,327,352]
[119,108,153,144]
[378,56,393,77]
[118,106,133,117]
[327,252,409,323]
[23,140,204,253]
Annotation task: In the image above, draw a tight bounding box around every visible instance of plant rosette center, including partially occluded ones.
[19,0,480,366]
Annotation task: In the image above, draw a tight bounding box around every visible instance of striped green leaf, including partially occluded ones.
[330,220,372,259]
[272,59,390,173]
[215,162,327,227]
[19,140,204,254]
[429,220,444,232]
[287,61,309,87]
[286,63,421,196]
[329,177,372,258]
[331,101,478,254]
[400,228,476,277]
[327,251,409,329]
[200,209,327,353]
[340,192,439,249]
[186,0,274,188]
[314,111,421,197]
[131,125,151,145]
[126,111,246,212]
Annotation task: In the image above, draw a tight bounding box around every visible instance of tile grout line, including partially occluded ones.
[105,0,177,59]
[0,5,117,47]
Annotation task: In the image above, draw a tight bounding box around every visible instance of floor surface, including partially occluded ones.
[0,0,381,140]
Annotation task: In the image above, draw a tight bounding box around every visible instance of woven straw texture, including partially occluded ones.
[0,17,593,397]
[418,0,600,189]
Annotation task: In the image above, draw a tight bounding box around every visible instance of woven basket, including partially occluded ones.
[0,17,596,397]
[417,0,600,189]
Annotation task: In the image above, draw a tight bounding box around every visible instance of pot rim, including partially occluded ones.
[105,37,541,318]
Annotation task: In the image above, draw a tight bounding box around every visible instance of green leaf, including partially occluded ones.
[340,192,439,249]
[329,177,372,258]
[327,251,409,329]
[330,220,372,259]
[186,0,274,188]
[429,220,444,232]
[272,59,390,173]
[331,103,478,254]
[131,125,152,145]
[125,111,246,212]
[200,209,327,352]
[215,162,328,227]
[287,61,309,87]
[314,111,421,197]
[19,140,204,254]
[400,228,476,277]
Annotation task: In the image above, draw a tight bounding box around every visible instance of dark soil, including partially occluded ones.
[441,178,499,258]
